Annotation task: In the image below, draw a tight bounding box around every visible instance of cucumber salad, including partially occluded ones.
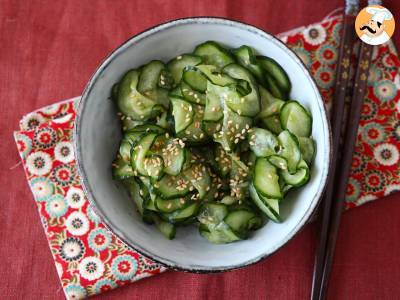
[111,41,315,244]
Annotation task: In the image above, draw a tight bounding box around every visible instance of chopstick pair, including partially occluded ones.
[311,1,374,299]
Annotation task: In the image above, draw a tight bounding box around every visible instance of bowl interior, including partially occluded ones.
[75,18,330,272]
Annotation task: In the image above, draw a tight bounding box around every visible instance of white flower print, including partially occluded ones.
[42,103,61,115]
[59,237,85,262]
[26,151,52,176]
[53,113,73,124]
[303,24,327,46]
[20,112,45,130]
[54,141,75,164]
[78,256,104,281]
[373,143,399,166]
[66,187,86,209]
[65,212,89,236]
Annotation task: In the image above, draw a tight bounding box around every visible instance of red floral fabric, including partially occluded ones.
[13,15,400,299]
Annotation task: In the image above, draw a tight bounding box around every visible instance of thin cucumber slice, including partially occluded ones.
[257,85,285,118]
[160,138,186,176]
[158,69,174,89]
[117,70,162,121]
[253,157,282,199]
[204,81,224,122]
[202,120,221,137]
[298,137,316,165]
[155,173,191,199]
[170,97,194,133]
[151,213,176,239]
[222,64,260,117]
[112,157,134,180]
[121,118,144,132]
[177,104,208,144]
[183,163,211,199]
[233,45,265,84]
[198,203,228,225]
[137,60,165,94]
[229,158,249,201]
[249,183,281,223]
[196,65,236,86]
[214,104,252,152]
[248,127,279,157]
[194,41,235,69]
[214,144,231,177]
[162,202,200,223]
[199,222,241,244]
[257,55,291,98]
[167,54,202,85]
[224,209,258,234]
[268,155,288,170]
[261,115,283,134]
[263,72,287,100]
[119,139,132,162]
[126,124,166,135]
[180,81,206,105]
[182,67,208,92]
[131,133,163,178]
[280,160,310,187]
[277,130,301,174]
[169,85,184,98]
[155,196,191,213]
[122,178,144,215]
[280,101,312,138]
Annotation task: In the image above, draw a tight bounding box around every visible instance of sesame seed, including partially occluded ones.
[177,55,182,60]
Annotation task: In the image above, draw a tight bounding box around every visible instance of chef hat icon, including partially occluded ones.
[366,6,393,24]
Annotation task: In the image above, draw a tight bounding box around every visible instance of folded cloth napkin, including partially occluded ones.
[13,14,400,299]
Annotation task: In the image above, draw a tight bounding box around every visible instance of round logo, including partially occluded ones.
[355,5,395,46]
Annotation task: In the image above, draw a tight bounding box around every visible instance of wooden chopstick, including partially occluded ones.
[317,41,373,300]
[310,3,359,299]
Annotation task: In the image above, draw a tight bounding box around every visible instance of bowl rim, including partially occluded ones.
[74,16,332,273]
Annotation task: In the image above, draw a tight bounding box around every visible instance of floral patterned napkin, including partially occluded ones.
[14,14,400,299]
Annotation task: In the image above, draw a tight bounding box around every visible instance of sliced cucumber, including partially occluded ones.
[182,67,208,92]
[196,65,236,86]
[214,105,252,152]
[119,139,132,162]
[261,114,283,134]
[224,209,259,235]
[249,183,281,223]
[258,56,291,99]
[277,130,301,174]
[222,64,260,117]
[180,81,206,105]
[298,137,316,165]
[233,45,265,84]
[162,202,199,223]
[112,157,134,180]
[131,133,163,178]
[155,173,191,199]
[264,71,287,100]
[122,178,144,215]
[280,101,312,137]
[167,54,202,85]
[199,222,241,244]
[253,157,282,199]
[177,104,208,144]
[151,213,176,239]
[126,124,166,135]
[268,155,288,170]
[214,144,231,177]
[160,138,186,176]
[170,96,194,133]
[155,196,191,213]
[257,85,285,119]
[198,202,228,225]
[194,41,235,69]
[280,160,310,187]
[203,81,224,122]
[183,163,211,199]
[248,127,279,157]
[137,60,165,94]
[117,70,162,121]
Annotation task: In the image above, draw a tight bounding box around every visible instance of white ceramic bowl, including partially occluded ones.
[74,17,331,272]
